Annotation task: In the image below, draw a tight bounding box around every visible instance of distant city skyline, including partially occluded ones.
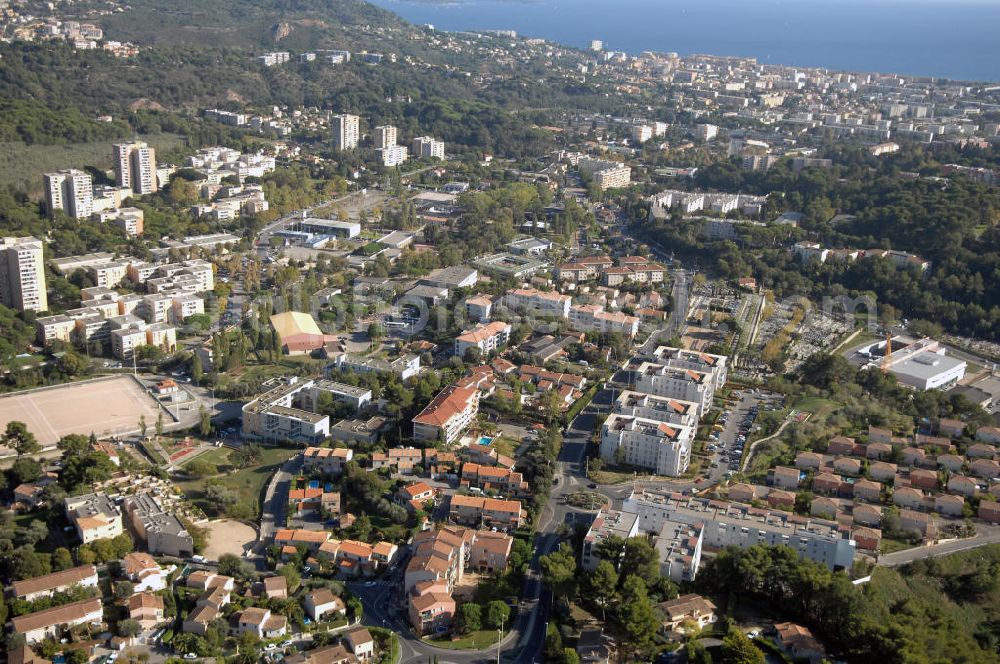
[370,0,1000,81]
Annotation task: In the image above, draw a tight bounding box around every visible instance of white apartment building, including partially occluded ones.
[329,353,421,380]
[577,158,631,189]
[793,242,830,263]
[242,379,331,445]
[89,259,131,288]
[332,114,361,150]
[600,414,693,476]
[65,493,123,543]
[44,169,93,219]
[377,145,409,167]
[631,124,653,143]
[613,390,700,429]
[113,141,158,194]
[412,136,445,159]
[634,361,714,416]
[695,123,718,141]
[258,51,290,67]
[143,259,215,294]
[652,346,729,389]
[170,294,205,324]
[580,508,640,571]
[412,383,479,445]
[504,287,572,318]
[454,321,511,358]
[110,318,177,359]
[35,315,76,345]
[622,490,856,571]
[0,236,47,312]
[374,125,398,149]
[569,304,640,338]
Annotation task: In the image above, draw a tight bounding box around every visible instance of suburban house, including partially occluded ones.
[10,598,104,644]
[771,466,801,490]
[302,447,354,476]
[774,622,827,663]
[469,531,514,573]
[236,607,288,639]
[658,594,717,634]
[128,592,165,630]
[408,582,455,635]
[10,565,98,601]
[728,483,757,503]
[263,576,288,599]
[303,588,346,622]
[448,495,523,529]
[344,628,375,660]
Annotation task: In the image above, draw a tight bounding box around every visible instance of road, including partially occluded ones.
[878,526,1000,567]
[256,455,301,554]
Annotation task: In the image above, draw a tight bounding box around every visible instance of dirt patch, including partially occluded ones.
[0,376,165,447]
[200,519,256,560]
[452,571,486,602]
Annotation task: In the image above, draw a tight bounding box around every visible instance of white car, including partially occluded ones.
[184,654,198,661]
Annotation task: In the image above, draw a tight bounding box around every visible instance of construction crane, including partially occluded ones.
[881,332,893,372]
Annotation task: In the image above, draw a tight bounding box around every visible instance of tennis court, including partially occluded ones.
[0,376,166,447]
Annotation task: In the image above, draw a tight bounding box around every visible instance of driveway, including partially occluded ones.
[257,455,302,551]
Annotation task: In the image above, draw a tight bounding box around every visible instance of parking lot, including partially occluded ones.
[705,390,785,481]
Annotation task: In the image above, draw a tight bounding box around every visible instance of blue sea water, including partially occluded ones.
[367,0,1000,82]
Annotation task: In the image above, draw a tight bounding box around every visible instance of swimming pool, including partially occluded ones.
[478,436,493,446]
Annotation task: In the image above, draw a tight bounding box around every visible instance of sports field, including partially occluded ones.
[0,376,165,447]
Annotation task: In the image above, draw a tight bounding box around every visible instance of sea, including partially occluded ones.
[366,0,1000,82]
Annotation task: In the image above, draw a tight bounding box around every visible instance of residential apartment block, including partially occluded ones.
[633,361,715,416]
[332,114,361,150]
[577,158,631,189]
[411,136,445,159]
[580,508,640,571]
[569,304,640,338]
[412,383,480,445]
[652,346,729,389]
[64,493,123,543]
[44,169,93,218]
[122,493,194,557]
[454,321,511,358]
[612,391,700,429]
[503,287,572,318]
[0,236,47,312]
[600,414,694,476]
[113,141,158,194]
[623,490,856,571]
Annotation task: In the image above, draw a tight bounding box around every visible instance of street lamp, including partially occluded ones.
[496,612,504,664]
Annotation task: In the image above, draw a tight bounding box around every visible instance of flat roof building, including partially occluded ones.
[623,489,855,571]
[580,508,640,571]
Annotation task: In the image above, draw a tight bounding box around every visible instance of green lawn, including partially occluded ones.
[423,629,501,650]
[794,396,839,423]
[176,445,298,517]
[489,436,518,458]
[879,537,918,554]
[0,133,184,191]
[179,445,232,468]
[588,466,636,484]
